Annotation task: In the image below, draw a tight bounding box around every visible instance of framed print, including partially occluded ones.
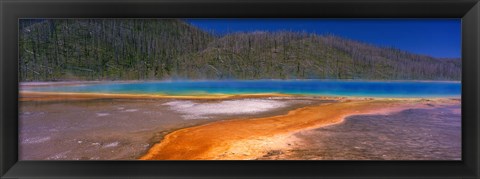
[1,0,479,178]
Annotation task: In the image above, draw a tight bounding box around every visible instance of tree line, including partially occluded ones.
[19,19,461,81]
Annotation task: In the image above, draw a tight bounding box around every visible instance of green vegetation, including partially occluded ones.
[19,19,461,81]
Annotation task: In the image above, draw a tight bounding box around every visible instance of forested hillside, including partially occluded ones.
[19,19,214,81]
[19,19,461,81]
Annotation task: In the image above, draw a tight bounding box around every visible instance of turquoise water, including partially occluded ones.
[26,80,461,98]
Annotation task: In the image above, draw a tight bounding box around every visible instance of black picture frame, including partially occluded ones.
[1,0,479,178]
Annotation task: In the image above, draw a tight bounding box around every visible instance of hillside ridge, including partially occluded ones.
[19,19,461,81]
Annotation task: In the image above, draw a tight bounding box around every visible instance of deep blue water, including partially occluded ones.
[26,80,461,98]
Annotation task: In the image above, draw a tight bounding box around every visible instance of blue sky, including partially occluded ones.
[186,19,461,58]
